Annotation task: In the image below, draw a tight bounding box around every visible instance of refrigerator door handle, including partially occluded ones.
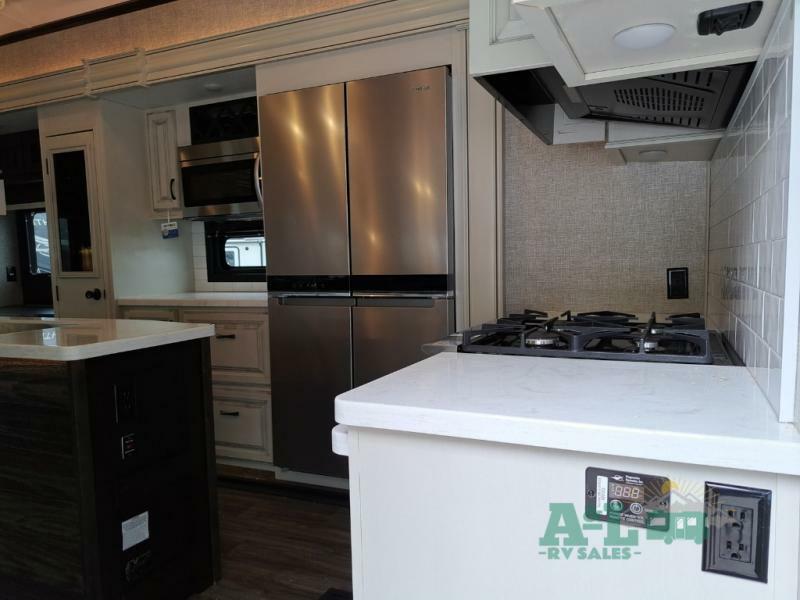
[355,297,436,309]
[277,296,356,307]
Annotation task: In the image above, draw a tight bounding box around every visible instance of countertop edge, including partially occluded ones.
[335,399,800,477]
[0,324,215,361]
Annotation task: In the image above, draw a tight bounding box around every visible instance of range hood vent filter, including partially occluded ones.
[475,63,753,144]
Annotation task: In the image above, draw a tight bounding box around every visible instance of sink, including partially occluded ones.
[0,323,53,335]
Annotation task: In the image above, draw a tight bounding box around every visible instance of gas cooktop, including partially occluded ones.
[459,310,741,366]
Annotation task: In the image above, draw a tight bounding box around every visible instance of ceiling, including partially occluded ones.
[0,0,138,38]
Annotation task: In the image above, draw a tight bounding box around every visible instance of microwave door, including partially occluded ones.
[180,155,261,218]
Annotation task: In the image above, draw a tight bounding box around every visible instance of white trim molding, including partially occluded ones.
[0,0,468,113]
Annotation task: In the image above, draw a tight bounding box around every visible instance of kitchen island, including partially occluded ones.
[0,318,219,600]
[334,352,800,600]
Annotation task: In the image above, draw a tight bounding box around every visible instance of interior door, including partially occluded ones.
[43,131,110,318]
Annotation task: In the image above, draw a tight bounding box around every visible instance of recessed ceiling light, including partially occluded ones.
[203,82,223,92]
[614,23,676,50]
[639,149,668,160]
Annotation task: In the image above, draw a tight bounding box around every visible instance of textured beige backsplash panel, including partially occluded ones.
[0,0,366,84]
[503,112,708,316]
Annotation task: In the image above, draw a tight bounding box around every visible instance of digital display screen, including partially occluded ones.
[609,483,644,501]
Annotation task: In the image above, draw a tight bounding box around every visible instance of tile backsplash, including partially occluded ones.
[503,114,709,317]
[191,221,268,292]
[707,0,792,417]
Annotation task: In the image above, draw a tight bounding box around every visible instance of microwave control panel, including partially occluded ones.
[585,467,671,531]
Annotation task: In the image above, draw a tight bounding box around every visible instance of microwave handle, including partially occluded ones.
[254,153,263,206]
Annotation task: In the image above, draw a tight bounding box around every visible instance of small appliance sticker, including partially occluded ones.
[121,512,149,551]
[161,221,179,239]
[596,475,608,516]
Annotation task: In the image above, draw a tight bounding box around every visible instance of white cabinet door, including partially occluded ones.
[43,131,111,319]
[146,110,180,212]
[469,0,551,77]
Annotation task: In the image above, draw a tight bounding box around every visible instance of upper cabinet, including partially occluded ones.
[0,129,45,210]
[512,0,780,87]
[469,0,551,76]
[146,110,181,212]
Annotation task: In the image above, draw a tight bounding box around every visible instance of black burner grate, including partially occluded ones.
[460,310,715,365]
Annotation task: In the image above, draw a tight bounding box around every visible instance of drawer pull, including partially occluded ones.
[216,334,237,340]
[219,410,240,417]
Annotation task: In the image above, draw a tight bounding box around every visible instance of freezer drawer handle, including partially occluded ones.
[219,410,240,417]
[216,334,237,340]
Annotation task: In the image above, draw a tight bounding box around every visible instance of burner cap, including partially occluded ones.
[641,325,665,335]
[525,331,561,347]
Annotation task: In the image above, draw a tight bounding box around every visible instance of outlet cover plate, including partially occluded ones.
[702,482,771,582]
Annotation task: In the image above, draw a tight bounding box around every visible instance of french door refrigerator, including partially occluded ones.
[261,67,454,478]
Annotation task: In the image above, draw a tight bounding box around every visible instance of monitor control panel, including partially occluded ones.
[585,467,671,531]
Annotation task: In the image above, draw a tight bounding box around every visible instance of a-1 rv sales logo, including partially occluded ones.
[538,482,705,561]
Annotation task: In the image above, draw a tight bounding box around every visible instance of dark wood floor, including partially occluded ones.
[194,475,353,600]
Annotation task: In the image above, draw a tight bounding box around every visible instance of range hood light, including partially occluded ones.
[639,149,668,160]
[613,23,676,50]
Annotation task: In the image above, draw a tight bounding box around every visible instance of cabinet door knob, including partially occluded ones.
[169,178,176,200]
[219,410,240,417]
[85,288,102,300]
[216,334,236,340]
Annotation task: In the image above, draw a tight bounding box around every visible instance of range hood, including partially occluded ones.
[476,63,753,145]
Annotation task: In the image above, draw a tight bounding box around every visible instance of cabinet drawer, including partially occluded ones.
[210,323,261,370]
[119,307,179,321]
[213,401,267,450]
[182,310,270,385]
[212,384,272,463]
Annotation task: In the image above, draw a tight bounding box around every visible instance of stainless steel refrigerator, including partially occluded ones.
[260,67,454,478]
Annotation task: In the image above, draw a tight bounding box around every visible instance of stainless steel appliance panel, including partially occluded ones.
[260,84,349,277]
[268,296,352,478]
[346,67,451,276]
[353,297,454,387]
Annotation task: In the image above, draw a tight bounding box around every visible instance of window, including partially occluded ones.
[205,219,266,282]
[24,210,51,275]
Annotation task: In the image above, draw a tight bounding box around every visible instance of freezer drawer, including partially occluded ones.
[268,296,352,478]
[353,297,454,387]
[347,67,451,277]
[260,84,349,277]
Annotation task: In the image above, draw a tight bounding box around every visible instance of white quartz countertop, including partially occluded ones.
[0,317,215,361]
[335,352,800,476]
[116,292,267,308]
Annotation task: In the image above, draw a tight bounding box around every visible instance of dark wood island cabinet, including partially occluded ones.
[0,338,219,600]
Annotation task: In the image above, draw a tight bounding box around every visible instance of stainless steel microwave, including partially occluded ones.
[179,137,262,219]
